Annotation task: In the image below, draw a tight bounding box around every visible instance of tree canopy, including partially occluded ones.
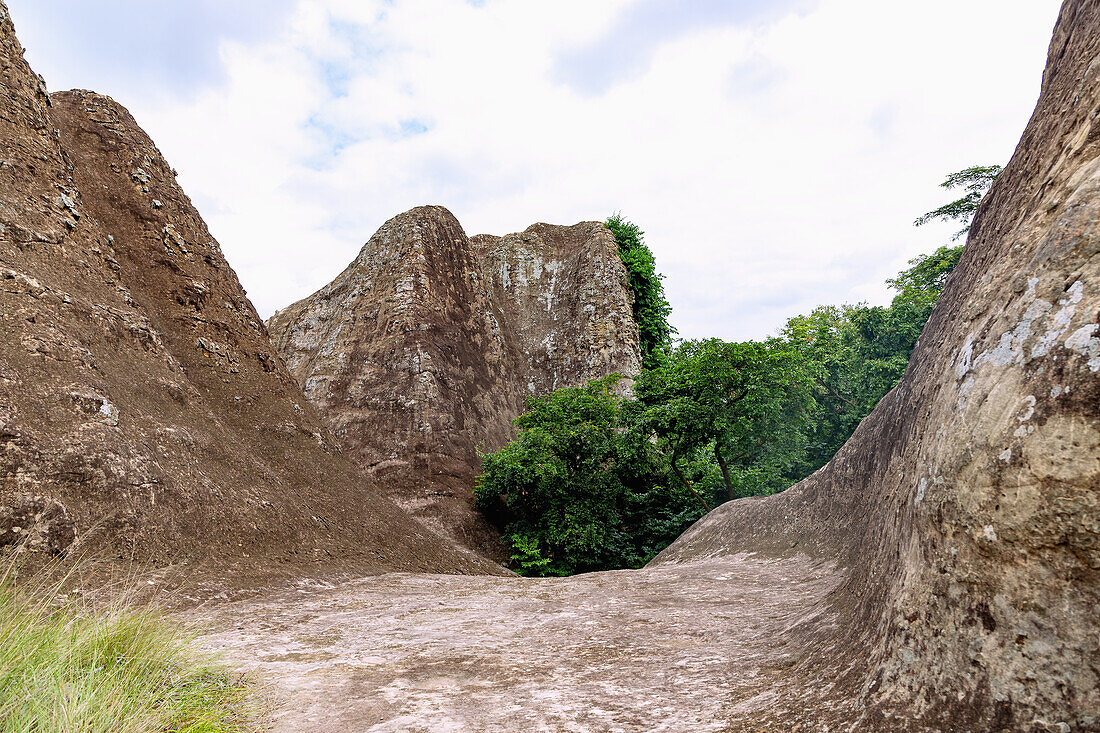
[478,186,981,575]
[634,339,818,501]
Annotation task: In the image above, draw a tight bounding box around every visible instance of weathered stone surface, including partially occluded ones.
[194,554,842,732]
[0,3,495,575]
[0,494,74,555]
[471,222,641,396]
[267,211,640,559]
[652,1,1100,728]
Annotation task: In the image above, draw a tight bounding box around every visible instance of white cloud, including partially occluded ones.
[9,0,1062,340]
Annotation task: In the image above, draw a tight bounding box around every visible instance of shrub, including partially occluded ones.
[605,214,674,369]
[475,376,702,576]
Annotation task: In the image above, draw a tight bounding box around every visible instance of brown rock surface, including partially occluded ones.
[267,211,640,559]
[471,222,642,396]
[0,3,493,575]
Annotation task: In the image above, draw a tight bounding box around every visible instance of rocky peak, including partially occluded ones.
[267,209,642,560]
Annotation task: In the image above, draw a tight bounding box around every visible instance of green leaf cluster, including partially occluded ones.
[913,164,1001,240]
[475,376,702,576]
[476,340,818,576]
[606,214,675,369]
[634,339,818,502]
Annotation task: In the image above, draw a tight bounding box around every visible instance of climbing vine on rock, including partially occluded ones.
[606,214,674,369]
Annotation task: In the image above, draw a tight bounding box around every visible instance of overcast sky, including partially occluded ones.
[8,0,1062,341]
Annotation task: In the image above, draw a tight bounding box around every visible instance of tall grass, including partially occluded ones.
[0,567,261,733]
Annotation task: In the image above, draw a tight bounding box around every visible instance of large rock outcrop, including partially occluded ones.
[471,223,641,396]
[0,2,493,575]
[653,1,1100,729]
[267,211,641,559]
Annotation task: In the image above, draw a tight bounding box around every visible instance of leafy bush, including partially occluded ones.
[475,376,702,576]
[0,570,259,733]
[605,214,674,369]
[476,341,820,575]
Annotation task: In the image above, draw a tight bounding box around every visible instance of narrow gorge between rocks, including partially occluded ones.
[1,0,1097,731]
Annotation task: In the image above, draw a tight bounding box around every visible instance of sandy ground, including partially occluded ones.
[189,554,841,732]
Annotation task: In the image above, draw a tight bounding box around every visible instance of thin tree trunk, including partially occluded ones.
[714,444,736,502]
[670,450,712,513]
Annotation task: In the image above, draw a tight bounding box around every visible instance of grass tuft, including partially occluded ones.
[0,566,261,733]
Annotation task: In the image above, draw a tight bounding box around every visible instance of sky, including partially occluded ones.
[8,0,1064,341]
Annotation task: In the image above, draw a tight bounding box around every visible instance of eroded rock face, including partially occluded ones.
[0,3,494,575]
[0,495,74,555]
[471,223,641,396]
[653,1,1100,729]
[267,212,640,559]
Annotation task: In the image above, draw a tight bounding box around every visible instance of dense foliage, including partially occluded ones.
[635,339,818,501]
[474,376,701,575]
[606,214,675,369]
[481,173,994,575]
[780,244,963,474]
[478,251,967,576]
[476,341,821,576]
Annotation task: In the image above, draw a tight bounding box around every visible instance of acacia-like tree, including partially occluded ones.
[914,164,1001,239]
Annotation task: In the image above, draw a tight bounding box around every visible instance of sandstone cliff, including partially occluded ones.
[267,212,641,559]
[653,1,1100,729]
[0,3,494,575]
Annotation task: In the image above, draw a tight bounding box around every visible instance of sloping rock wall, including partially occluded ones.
[653,1,1100,729]
[267,207,530,560]
[0,2,493,575]
[268,211,641,559]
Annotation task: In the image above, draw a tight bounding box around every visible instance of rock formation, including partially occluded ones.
[471,222,641,396]
[0,2,494,575]
[652,1,1100,728]
[267,212,641,559]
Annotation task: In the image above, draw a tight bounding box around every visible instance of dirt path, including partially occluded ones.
[190,554,841,732]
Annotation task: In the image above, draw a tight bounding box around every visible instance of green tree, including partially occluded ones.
[635,339,819,502]
[606,214,675,369]
[474,376,701,576]
[886,244,964,311]
[782,244,965,476]
[914,164,1001,240]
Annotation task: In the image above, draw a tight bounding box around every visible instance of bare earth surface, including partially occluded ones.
[191,555,841,732]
